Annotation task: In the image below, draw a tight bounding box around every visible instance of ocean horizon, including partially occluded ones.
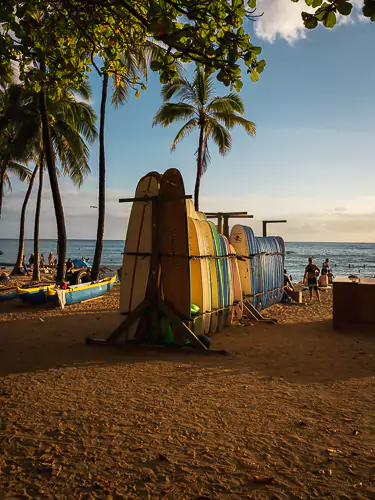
[1,238,374,282]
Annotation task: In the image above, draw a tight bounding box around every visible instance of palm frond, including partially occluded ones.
[6,161,32,181]
[65,100,98,143]
[200,135,211,175]
[171,118,198,151]
[208,120,232,156]
[193,67,216,107]
[111,80,130,109]
[50,120,90,187]
[152,102,196,127]
[0,80,96,192]
[3,172,12,191]
[207,93,245,115]
[72,81,93,101]
[161,78,196,104]
[212,112,256,136]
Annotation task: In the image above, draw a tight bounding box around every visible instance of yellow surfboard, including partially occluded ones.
[193,218,212,334]
[186,199,196,219]
[195,210,207,221]
[188,217,204,335]
[200,220,219,333]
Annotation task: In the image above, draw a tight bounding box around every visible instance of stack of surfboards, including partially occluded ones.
[187,200,242,335]
[120,168,243,344]
[230,225,284,311]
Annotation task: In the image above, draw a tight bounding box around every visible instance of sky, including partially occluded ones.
[1,1,375,243]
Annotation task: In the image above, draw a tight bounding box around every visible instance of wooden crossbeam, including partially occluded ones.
[262,220,287,237]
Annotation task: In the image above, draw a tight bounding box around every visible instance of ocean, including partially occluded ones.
[0,239,374,282]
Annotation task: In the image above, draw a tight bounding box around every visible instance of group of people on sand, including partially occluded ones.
[22,252,57,275]
[284,257,334,303]
[22,254,88,276]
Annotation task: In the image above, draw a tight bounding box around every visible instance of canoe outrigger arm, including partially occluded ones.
[86,193,228,355]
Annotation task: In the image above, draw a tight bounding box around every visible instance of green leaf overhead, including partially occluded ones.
[323,10,337,27]
[0,0,267,95]
[336,2,353,15]
[298,0,375,28]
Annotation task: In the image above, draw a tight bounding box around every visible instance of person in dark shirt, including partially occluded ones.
[28,253,35,268]
[303,257,321,302]
[66,258,74,271]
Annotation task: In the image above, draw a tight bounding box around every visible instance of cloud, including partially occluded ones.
[254,0,313,42]
[254,0,367,43]
[1,177,133,240]
[199,193,375,242]
[3,179,375,244]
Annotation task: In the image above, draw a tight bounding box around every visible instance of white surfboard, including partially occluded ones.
[230,224,251,299]
[120,173,160,340]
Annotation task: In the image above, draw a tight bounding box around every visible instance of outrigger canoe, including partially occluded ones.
[17,285,49,304]
[46,274,116,308]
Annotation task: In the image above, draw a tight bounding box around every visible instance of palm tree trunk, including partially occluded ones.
[11,164,39,275]
[194,124,205,211]
[39,60,67,282]
[32,153,44,282]
[0,169,5,220]
[91,72,109,281]
[0,159,8,220]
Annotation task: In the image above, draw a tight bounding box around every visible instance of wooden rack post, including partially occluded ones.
[262,220,287,237]
[87,194,228,355]
[205,212,254,238]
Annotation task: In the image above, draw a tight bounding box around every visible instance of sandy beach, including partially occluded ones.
[1,279,374,499]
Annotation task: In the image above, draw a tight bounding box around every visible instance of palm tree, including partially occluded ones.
[0,158,32,218]
[0,85,33,218]
[31,152,44,282]
[153,67,256,210]
[91,43,174,280]
[0,83,98,277]
[11,163,39,276]
[38,66,98,281]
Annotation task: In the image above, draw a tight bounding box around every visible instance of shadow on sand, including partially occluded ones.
[1,312,374,383]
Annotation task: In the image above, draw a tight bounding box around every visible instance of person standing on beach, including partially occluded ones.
[48,252,54,267]
[28,253,35,270]
[322,258,334,283]
[40,253,45,269]
[303,257,321,302]
[22,255,30,276]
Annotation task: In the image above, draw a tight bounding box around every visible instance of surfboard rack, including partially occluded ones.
[205,212,254,238]
[242,299,277,324]
[87,193,229,355]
